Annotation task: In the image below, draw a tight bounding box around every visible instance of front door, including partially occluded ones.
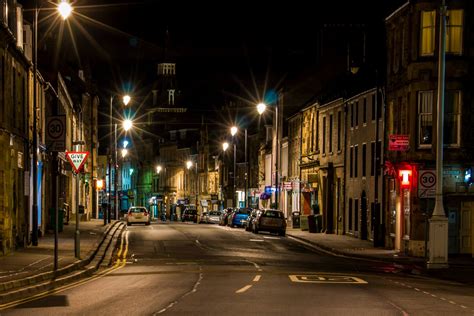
[460,202,473,254]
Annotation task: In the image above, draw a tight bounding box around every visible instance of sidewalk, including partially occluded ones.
[0,219,110,285]
[286,227,474,285]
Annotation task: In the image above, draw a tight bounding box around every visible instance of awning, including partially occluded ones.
[259,192,271,200]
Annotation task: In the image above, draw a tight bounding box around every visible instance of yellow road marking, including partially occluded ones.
[253,275,261,282]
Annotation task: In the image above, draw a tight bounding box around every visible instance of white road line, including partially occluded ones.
[236,285,253,293]
[249,239,264,242]
[253,275,261,282]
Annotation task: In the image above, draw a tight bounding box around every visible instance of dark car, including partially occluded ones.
[244,209,261,231]
[181,208,198,223]
[253,209,286,236]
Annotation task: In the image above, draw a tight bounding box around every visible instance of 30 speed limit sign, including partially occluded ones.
[46,115,66,152]
[419,170,436,198]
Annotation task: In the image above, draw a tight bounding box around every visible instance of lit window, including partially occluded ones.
[420,10,436,56]
[446,9,463,54]
[417,91,433,148]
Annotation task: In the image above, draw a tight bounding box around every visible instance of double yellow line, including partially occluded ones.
[0,230,130,310]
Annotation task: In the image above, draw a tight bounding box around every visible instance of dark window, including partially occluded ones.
[355,101,359,127]
[363,98,367,124]
[329,114,333,153]
[337,111,342,151]
[371,142,375,176]
[362,143,367,177]
[377,92,382,119]
[322,116,326,154]
[316,111,319,151]
[350,103,354,128]
[376,141,382,175]
[371,94,376,121]
[354,145,358,177]
[349,147,353,178]
[349,198,353,231]
[354,199,359,232]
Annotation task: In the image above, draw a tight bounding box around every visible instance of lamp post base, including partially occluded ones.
[427,215,449,269]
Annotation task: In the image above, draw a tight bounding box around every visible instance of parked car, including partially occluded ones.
[219,208,234,226]
[182,207,198,223]
[227,208,251,228]
[244,209,261,231]
[202,210,222,224]
[126,206,150,226]
[253,209,286,236]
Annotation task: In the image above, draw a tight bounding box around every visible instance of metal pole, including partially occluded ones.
[275,103,279,210]
[114,123,118,220]
[107,95,113,225]
[428,0,448,269]
[53,152,58,271]
[32,0,39,246]
[233,142,236,208]
[75,112,82,259]
[245,128,248,208]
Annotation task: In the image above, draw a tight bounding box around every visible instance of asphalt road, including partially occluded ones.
[3,222,474,315]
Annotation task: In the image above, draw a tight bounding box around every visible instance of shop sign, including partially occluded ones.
[388,135,409,151]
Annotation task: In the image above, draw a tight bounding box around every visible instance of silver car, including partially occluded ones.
[127,206,150,226]
[202,211,222,224]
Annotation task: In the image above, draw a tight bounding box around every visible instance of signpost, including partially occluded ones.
[46,116,66,152]
[419,169,436,198]
[66,152,89,174]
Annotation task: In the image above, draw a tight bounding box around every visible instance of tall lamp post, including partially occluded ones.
[222,142,229,207]
[108,94,131,224]
[230,126,237,207]
[428,0,448,269]
[229,126,248,208]
[32,0,72,246]
[257,101,279,210]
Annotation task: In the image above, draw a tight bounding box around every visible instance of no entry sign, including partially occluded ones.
[66,151,89,174]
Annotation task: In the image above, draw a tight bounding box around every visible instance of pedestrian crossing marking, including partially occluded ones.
[289,274,368,284]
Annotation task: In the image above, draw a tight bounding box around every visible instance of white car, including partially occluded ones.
[127,206,150,226]
[202,211,221,224]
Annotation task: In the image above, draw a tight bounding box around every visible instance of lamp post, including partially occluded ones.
[222,142,229,207]
[108,95,131,224]
[230,127,237,207]
[32,0,72,246]
[428,0,448,269]
[257,101,280,210]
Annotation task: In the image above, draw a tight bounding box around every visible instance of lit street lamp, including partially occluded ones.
[257,101,280,210]
[32,0,72,247]
[230,126,237,207]
[109,94,132,224]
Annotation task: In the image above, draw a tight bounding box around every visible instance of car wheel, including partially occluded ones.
[279,230,285,236]
[127,222,131,226]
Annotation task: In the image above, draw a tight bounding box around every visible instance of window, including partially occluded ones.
[354,145,358,178]
[315,111,319,152]
[371,94,376,121]
[354,199,359,232]
[329,114,333,153]
[322,116,326,154]
[355,101,359,127]
[420,10,436,56]
[370,142,375,176]
[444,90,461,147]
[376,140,382,176]
[363,98,367,124]
[168,89,175,105]
[446,9,463,54]
[418,91,433,147]
[337,111,342,151]
[350,146,353,178]
[348,198,353,231]
[350,103,354,128]
[362,143,367,177]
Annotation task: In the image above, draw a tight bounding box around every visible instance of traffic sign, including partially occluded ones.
[46,116,66,152]
[419,169,436,198]
[66,151,89,174]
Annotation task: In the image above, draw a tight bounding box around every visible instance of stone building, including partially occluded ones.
[385,0,474,256]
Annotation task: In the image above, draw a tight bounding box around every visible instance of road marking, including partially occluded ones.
[249,239,264,242]
[263,236,280,240]
[253,275,261,282]
[236,285,253,293]
[289,274,367,284]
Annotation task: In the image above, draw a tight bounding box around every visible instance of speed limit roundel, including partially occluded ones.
[419,170,436,189]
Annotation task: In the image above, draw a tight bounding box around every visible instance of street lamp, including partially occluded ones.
[229,126,248,208]
[230,127,238,207]
[108,94,132,224]
[257,101,280,210]
[32,0,72,246]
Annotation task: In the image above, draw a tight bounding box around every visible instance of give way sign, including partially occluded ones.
[66,151,89,174]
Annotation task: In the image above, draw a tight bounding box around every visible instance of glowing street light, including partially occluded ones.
[58,1,73,20]
[257,102,266,115]
[186,160,193,170]
[230,126,238,136]
[156,165,162,174]
[223,142,229,151]
[123,95,131,106]
[96,179,104,191]
[121,148,128,158]
[123,119,133,132]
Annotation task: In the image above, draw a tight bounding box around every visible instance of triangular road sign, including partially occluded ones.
[66,151,89,174]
